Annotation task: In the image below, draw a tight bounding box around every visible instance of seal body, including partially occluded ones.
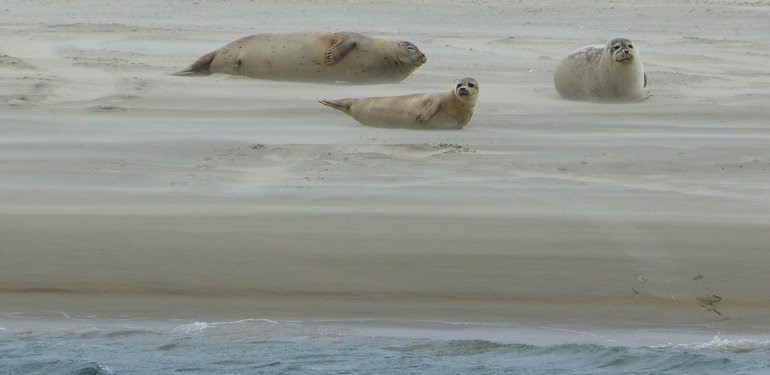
[175,32,426,84]
[320,78,479,129]
[554,38,647,101]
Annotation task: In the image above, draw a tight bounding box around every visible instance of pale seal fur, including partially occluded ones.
[174,31,426,84]
[319,78,479,130]
[553,38,647,102]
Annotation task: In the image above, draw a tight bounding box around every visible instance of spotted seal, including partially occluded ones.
[554,38,647,101]
[174,32,426,84]
[320,78,479,129]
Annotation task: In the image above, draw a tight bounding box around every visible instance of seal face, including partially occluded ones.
[174,32,426,84]
[553,38,647,102]
[319,78,479,130]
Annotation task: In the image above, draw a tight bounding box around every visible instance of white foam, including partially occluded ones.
[171,318,281,334]
[172,321,210,334]
[657,335,770,353]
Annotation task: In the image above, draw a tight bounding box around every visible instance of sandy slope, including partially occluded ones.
[1,1,769,332]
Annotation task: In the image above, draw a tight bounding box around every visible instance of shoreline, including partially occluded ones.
[3,301,768,349]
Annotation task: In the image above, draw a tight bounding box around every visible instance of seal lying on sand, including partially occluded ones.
[553,38,647,102]
[174,32,426,84]
[320,78,479,129]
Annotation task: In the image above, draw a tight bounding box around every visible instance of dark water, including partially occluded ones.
[2,318,769,374]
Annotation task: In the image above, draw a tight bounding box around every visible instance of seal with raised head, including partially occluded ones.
[174,32,426,84]
[319,78,479,129]
[553,38,647,102]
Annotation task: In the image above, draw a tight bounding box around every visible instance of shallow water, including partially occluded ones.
[2,317,769,374]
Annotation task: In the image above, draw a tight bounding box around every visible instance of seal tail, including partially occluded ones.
[319,98,354,113]
[172,51,216,76]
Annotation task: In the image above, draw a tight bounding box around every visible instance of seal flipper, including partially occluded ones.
[173,51,217,76]
[416,101,441,124]
[324,37,357,65]
[643,72,648,88]
[319,99,354,114]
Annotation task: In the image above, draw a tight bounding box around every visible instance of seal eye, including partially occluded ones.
[627,44,634,49]
[467,83,476,88]
[456,83,462,88]
[613,45,621,50]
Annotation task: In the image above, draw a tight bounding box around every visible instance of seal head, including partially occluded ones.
[455,77,479,100]
[397,41,427,67]
[608,38,636,63]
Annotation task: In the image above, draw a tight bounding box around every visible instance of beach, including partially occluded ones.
[2,1,770,371]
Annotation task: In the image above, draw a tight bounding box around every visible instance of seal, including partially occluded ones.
[553,38,647,102]
[319,78,479,129]
[174,31,426,84]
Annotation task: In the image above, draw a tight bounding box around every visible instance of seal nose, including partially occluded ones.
[458,87,470,96]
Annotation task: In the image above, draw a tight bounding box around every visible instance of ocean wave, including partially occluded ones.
[8,360,114,375]
[656,335,770,354]
[3,325,769,375]
[390,339,532,357]
[172,321,210,334]
[171,318,281,335]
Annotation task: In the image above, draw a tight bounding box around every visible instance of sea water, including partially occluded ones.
[2,315,769,374]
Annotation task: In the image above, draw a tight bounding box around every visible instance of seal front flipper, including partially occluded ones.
[324,36,358,65]
[644,72,648,88]
[416,101,441,124]
[173,51,217,76]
